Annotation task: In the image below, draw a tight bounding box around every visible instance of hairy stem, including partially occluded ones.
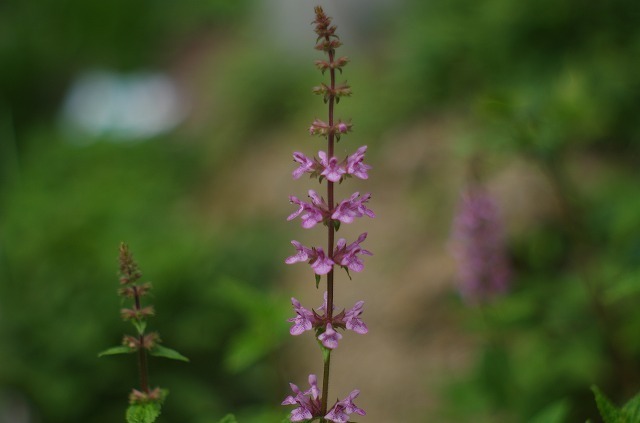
[138,337,150,393]
[320,38,337,421]
[133,286,150,393]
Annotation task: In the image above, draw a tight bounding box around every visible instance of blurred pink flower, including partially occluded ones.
[451,185,511,304]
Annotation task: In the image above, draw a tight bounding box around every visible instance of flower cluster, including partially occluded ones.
[451,185,511,304]
[282,375,365,423]
[288,190,374,229]
[292,145,371,182]
[288,293,368,349]
[285,232,372,276]
[282,6,370,422]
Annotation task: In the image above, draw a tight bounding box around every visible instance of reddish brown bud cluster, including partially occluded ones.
[123,332,160,351]
[120,306,155,321]
[315,39,343,53]
[309,118,353,137]
[312,82,352,103]
[118,282,152,298]
[313,6,337,39]
[315,57,349,74]
[119,243,142,284]
[310,6,352,116]
[129,387,163,404]
[117,243,153,321]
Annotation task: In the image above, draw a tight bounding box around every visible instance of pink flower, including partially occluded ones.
[282,375,322,421]
[285,240,312,265]
[318,322,342,349]
[346,145,371,180]
[451,185,511,304]
[332,192,375,224]
[286,293,367,345]
[310,248,334,275]
[343,301,368,334]
[290,147,370,183]
[285,242,335,275]
[288,298,318,335]
[337,122,348,133]
[292,152,317,179]
[334,233,373,273]
[288,190,329,229]
[325,390,366,423]
[318,151,346,182]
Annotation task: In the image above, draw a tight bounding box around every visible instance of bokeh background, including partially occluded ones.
[1,0,640,422]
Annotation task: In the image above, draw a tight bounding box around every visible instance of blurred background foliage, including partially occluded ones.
[0,0,639,422]
[387,0,640,422]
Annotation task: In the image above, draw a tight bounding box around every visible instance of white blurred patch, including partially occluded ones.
[61,70,187,142]
[0,391,34,423]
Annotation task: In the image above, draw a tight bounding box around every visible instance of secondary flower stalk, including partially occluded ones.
[451,184,511,304]
[283,7,371,422]
[99,243,188,422]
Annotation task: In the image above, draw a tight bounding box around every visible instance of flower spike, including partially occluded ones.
[283,6,370,420]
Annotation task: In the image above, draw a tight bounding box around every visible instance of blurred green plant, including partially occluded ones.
[0,134,289,422]
[388,0,640,157]
[590,386,640,423]
[217,415,237,423]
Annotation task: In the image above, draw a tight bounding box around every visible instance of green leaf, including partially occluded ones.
[333,220,341,231]
[98,345,135,357]
[126,403,162,423]
[592,386,621,423]
[621,391,640,422]
[149,344,189,362]
[217,278,290,372]
[315,274,321,289]
[528,399,569,423]
[343,267,352,280]
[132,319,147,335]
[218,414,238,423]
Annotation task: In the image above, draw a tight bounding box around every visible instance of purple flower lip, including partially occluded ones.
[324,389,366,423]
[318,322,342,349]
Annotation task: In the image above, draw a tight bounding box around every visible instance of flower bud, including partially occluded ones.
[142,332,160,350]
[129,387,163,405]
[123,335,140,350]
